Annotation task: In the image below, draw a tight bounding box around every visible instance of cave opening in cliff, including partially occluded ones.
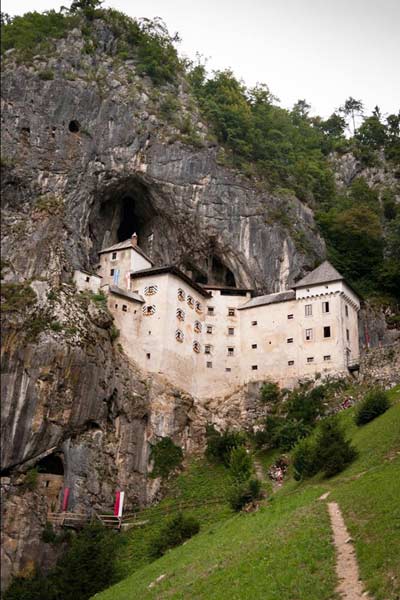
[210,255,236,287]
[116,194,154,244]
[35,453,65,512]
[36,453,64,476]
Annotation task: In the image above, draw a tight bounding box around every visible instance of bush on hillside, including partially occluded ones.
[293,416,357,480]
[228,478,263,511]
[205,425,245,467]
[150,437,183,479]
[355,388,390,425]
[228,446,253,482]
[260,381,281,404]
[149,512,200,558]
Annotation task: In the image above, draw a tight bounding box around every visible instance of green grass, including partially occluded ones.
[95,386,400,600]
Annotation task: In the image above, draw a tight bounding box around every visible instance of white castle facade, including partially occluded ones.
[74,234,361,399]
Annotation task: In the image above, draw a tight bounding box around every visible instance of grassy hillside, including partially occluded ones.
[94,385,400,600]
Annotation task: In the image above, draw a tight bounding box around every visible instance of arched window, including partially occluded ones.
[144,284,158,296]
[194,321,202,333]
[195,301,202,314]
[142,304,156,316]
[177,288,185,301]
[187,295,194,309]
[193,341,201,353]
[176,308,185,321]
[175,329,184,343]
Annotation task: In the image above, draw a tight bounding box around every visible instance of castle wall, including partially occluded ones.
[73,270,101,293]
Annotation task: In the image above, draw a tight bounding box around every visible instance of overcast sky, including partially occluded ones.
[3,0,399,118]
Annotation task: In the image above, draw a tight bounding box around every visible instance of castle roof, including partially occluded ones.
[292,261,344,289]
[238,289,296,310]
[98,239,154,265]
[130,266,212,298]
[109,285,144,303]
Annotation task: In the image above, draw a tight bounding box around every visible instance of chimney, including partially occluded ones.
[131,232,138,247]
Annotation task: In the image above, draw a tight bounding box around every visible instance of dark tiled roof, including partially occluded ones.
[130,266,212,298]
[293,261,344,288]
[238,290,296,310]
[109,286,145,303]
[98,239,154,265]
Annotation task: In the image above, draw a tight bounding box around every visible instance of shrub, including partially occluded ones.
[149,513,199,558]
[1,282,36,312]
[229,446,253,482]
[292,437,319,481]
[260,380,281,404]
[24,467,38,490]
[316,417,357,478]
[42,522,57,543]
[150,437,183,478]
[355,388,390,425]
[228,478,262,511]
[49,321,63,332]
[109,324,120,340]
[266,416,311,451]
[205,425,246,467]
[38,69,54,80]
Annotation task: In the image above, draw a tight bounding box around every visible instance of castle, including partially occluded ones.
[74,234,361,398]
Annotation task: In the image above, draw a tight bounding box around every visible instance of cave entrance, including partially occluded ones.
[209,255,236,287]
[36,453,64,513]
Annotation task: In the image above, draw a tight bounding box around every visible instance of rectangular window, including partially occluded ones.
[206,325,213,334]
[251,344,257,349]
[305,304,312,316]
[322,301,330,313]
[122,305,127,312]
[251,320,258,326]
[287,314,294,320]
[111,252,117,260]
[228,327,235,335]
[227,347,234,356]
[110,269,115,276]
[228,308,235,316]
[225,367,231,372]
[346,328,350,341]
[307,357,314,363]
[206,361,213,368]
[345,305,349,317]
[148,331,151,335]
[305,328,313,341]
[146,353,151,359]
[205,345,211,355]
[85,276,90,282]
[114,304,118,309]
[287,338,293,344]
[324,355,331,361]
[207,306,215,315]
[251,365,258,370]
[324,326,331,338]
[288,360,294,366]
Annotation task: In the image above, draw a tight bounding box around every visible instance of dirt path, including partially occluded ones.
[327,502,370,600]
[253,459,266,482]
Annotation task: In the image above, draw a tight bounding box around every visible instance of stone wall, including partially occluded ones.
[359,342,400,387]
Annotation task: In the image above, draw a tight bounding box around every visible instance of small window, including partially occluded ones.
[228,308,235,317]
[177,288,185,301]
[251,344,257,349]
[287,338,293,344]
[208,306,215,315]
[305,328,313,341]
[251,365,258,370]
[142,305,156,316]
[144,285,158,296]
[148,331,151,335]
[175,329,184,342]
[114,304,118,309]
[176,308,185,321]
[206,325,213,334]
[193,341,201,353]
[305,304,312,316]
[287,314,294,320]
[324,355,331,361]
[227,347,234,356]
[225,367,231,372]
[206,361,213,368]
[251,320,258,326]
[307,357,314,363]
[205,345,212,355]
[346,328,350,341]
[122,305,127,312]
[323,326,331,338]
[345,305,349,317]
[85,276,90,282]
[146,353,151,359]
[194,321,202,333]
[111,252,117,260]
[195,301,202,314]
[187,295,194,308]
[288,360,294,366]
[110,269,115,276]
[228,327,235,336]
[322,301,330,313]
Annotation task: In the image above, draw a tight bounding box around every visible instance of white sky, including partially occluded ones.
[3,0,400,118]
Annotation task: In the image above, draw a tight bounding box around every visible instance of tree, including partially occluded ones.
[339,97,364,134]
[69,0,103,12]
